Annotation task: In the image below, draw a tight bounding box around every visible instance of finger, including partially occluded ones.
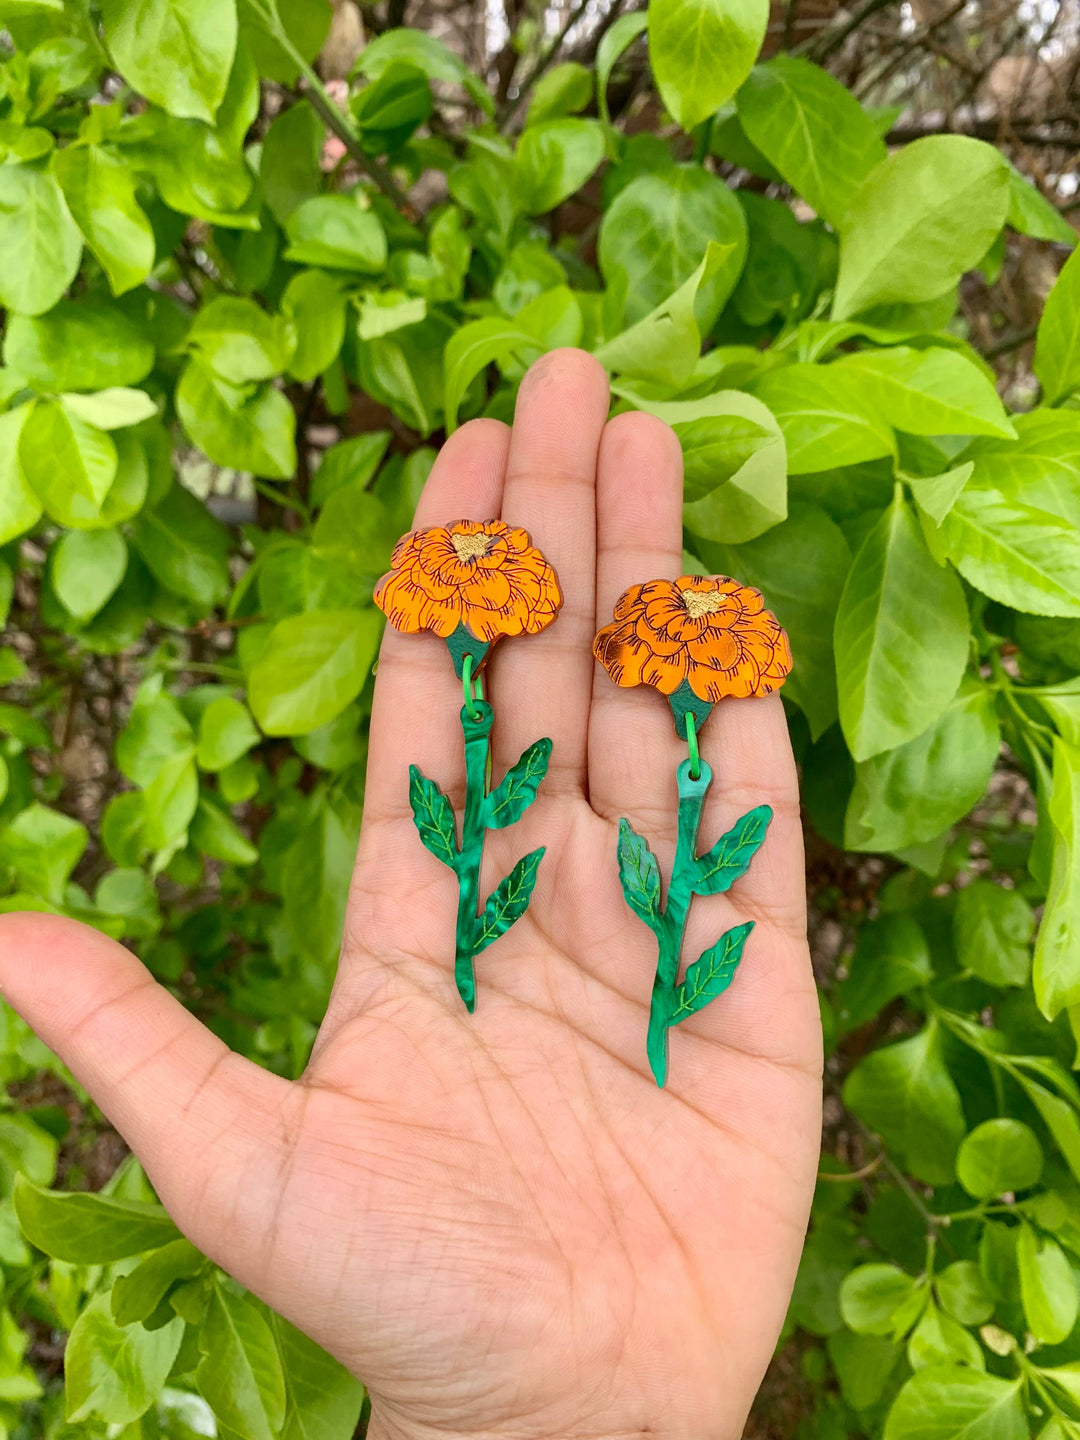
[0,913,291,1284]
[588,410,686,830]
[488,349,610,797]
[364,419,510,828]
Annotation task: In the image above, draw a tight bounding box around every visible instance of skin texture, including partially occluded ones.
[0,350,823,1440]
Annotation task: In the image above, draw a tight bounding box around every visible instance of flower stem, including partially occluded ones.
[646,759,711,1086]
[454,700,493,1012]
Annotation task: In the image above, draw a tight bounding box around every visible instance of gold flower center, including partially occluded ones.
[451,532,489,563]
[681,588,724,619]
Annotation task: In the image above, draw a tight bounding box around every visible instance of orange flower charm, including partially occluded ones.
[374,519,562,650]
[594,575,792,704]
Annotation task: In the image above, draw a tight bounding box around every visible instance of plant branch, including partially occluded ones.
[797,0,897,61]
[498,0,593,128]
[983,323,1038,360]
[249,0,420,223]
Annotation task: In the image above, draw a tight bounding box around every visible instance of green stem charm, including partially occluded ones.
[408,653,551,1012]
[619,732,772,1086]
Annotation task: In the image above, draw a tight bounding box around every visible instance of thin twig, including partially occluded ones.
[797,0,897,61]
[983,323,1039,361]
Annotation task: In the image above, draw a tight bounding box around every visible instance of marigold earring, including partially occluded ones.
[374,520,562,1012]
[593,574,793,1087]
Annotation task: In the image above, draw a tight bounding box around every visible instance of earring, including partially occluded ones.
[593,574,793,1087]
[374,520,562,1012]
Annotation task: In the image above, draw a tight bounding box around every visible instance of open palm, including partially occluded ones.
[0,351,822,1440]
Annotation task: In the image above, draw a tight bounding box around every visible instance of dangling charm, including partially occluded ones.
[593,575,793,1086]
[374,520,562,1012]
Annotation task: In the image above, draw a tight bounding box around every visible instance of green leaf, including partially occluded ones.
[196,696,259,771]
[751,362,894,475]
[408,765,458,868]
[111,1238,206,1327]
[840,1264,916,1337]
[1018,1222,1078,1345]
[61,387,157,430]
[843,1019,965,1185]
[52,142,155,295]
[526,61,593,126]
[935,1262,994,1328]
[828,1330,901,1412]
[908,463,974,527]
[1007,166,1077,246]
[142,749,198,851]
[356,289,427,341]
[3,296,154,392]
[94,866,160,936]
[14,1175,179,1260]
[835,487,970,762]
[443,317,535,432]
[956,1119,1043,1199]
[0,162,82,316]
[693,805,770,895]
[832,347,1015,440]
[282,790,360,964]
[1035,738,1080,1020]
[671,920,753,1021]
[485,737,552,830]
[282,269,347,382]
[649,0,768,131]
[260,99,323,224]
[117,679,195,786]
[271,1311,366,1440]
[846,677,1001,853]
[628,388,787,544]
[131,483,230,608]
[594,239,735,389]
[353,26,493,117]
[352,61,431,136]
[736,57,886,226]
[239,0,330,84]
[954,881,1034,989]
[0,406,42,544]
[598,167,747,330]
[0,803,86,902]
[907,1302,984,1373]
[884,1367,1026,1440]
[20,398,117,512]
[176,357,296,480]
[617,818,662,928]
[284,195,387,272]
[189,294,295,384]
[597,11,647,123]
[101,0,237,123]
[53,528,127,620]
[832,137,1009,320]
[693,504,850,737]
[1035,244,1080,405]
[969,410,1080,529]
[311,431,392,508]
[65,1292,183,1424]
[195,1286,286,1440]
[940,486,1080,618]
[835,913,932,1034]
[515,118,605,214]
[249,608,382,736]
[475,847,545,954]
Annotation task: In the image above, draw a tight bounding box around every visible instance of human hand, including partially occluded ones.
[0,350,822,1440]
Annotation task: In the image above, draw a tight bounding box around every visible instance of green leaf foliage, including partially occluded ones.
[834,486,970,762]
[0,14,1077,1439]
[649,0,768,131]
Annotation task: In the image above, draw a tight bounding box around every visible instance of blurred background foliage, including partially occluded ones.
[0,0,1078,1436]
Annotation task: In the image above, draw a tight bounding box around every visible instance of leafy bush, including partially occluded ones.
[0,0,1077,1435]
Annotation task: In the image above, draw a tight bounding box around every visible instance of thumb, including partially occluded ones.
[0,912,293,1279]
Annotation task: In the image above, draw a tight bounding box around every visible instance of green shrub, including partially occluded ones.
[0,0,1077,1436]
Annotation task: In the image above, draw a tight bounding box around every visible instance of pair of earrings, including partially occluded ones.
[374,519,792,1087]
